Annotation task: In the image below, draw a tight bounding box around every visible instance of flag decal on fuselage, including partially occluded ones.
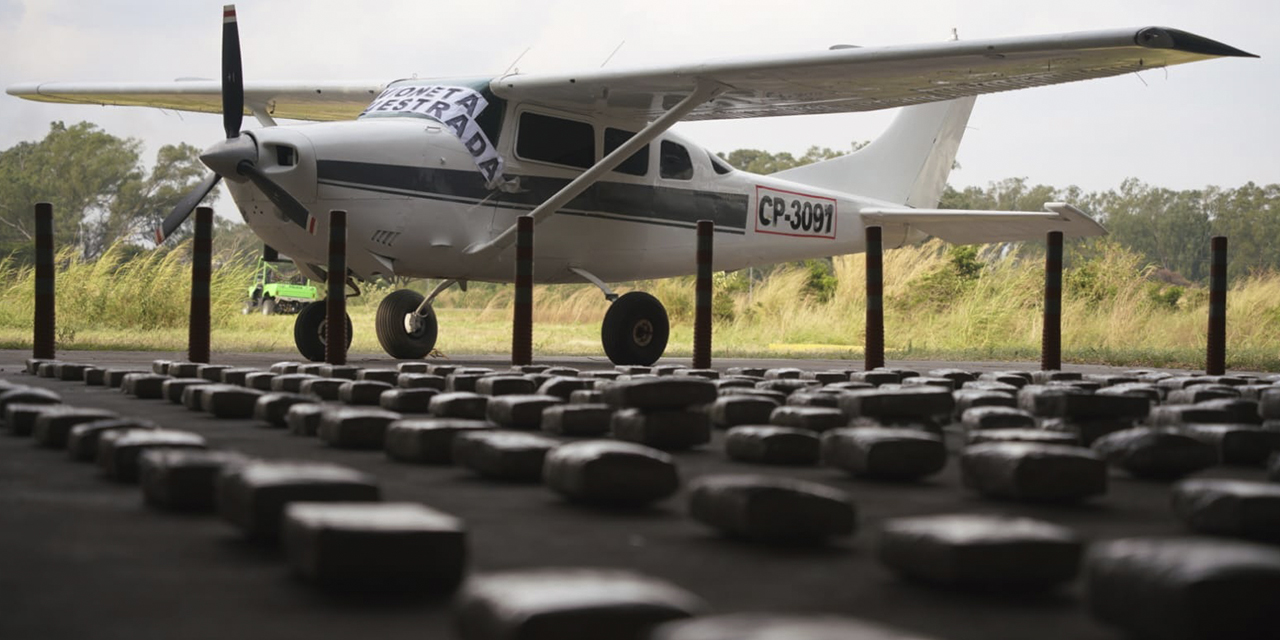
[360,84,504,185]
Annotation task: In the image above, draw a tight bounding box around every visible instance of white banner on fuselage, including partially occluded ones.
[360,85,504,185]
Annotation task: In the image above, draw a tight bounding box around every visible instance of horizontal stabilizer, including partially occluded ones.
[859,202,1105,245]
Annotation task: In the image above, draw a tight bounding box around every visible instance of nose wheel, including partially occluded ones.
[601,291,669,366]
[293,300,353,362]
[375,289,438,359]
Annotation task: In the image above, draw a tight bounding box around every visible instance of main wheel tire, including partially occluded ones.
[293,300,354,362]
[375,289,438,359]
[260,298,277,316]
[601,291,669,366]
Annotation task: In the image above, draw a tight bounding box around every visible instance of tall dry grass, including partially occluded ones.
[0,242,251,338]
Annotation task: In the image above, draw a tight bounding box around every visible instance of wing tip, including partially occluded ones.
[6,82,39,97]
[1135,27,1259,59]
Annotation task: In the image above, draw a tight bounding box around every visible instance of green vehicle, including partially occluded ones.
[244,259,318,315]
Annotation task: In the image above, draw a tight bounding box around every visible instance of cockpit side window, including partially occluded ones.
[660,140,693,180]
[516,111,595,169]
[604,128,649,176]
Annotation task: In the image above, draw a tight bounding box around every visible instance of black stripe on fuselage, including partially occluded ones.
[315,160,748,233]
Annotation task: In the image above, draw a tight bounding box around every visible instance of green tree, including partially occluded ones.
[1092,179,1212,281]
[1205,182,1280,280]
[0,121,214,261]
[938,177,1065,212]
[94,142,211,256]
[718,142,866,174]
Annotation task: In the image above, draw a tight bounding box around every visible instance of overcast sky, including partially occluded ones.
[1,0,1275,220]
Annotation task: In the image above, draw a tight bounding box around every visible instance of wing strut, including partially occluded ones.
[464,80,723,257]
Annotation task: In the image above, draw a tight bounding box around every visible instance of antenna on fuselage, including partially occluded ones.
[600,41,626,68]
[502,48,531,77]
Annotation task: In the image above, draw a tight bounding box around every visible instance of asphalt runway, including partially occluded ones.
[0,350,1266,640]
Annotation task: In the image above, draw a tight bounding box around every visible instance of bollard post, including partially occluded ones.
[864,226,885,371]
[187,207,213,363]
[1042,231,1064,371]
[511,215,534,366]
[693,220,714,369]
[33,203,55,360]
[1207,236,1228,375]
[326,210,347,365]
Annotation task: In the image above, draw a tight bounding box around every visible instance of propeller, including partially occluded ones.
[155,172,221,244]
[237,160,311,230]
[154,4,313,244]
[222,4,244,140]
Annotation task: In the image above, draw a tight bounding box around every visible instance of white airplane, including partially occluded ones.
[7,7,1254,365]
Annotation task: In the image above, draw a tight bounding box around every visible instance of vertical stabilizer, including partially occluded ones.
[773,96,976,208]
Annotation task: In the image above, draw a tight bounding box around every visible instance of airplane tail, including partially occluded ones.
[773,96,977,208]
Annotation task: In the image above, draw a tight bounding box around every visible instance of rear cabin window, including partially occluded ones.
[516,112,594,169]
[709,152,733,175]
[604,128,649,176]
[660,140,693,180]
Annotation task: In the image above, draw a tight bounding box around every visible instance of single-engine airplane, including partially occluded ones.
[7,7,1256,365]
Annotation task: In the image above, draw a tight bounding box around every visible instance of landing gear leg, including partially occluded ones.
[374,279,461,360]
[567,265,669,366]
[293,300,353,362]
[571,268,669,365]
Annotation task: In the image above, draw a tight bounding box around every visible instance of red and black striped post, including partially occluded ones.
[33,202,55,360]
[1042,231,1064,371]
[864,225,885,371]
[512,215,534,366]
[326,210,347,365]
[693,220,714,369]
[187,207,213,363]
[1206,236,1228,375]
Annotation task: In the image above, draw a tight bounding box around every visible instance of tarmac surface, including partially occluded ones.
[0,350,1266,640]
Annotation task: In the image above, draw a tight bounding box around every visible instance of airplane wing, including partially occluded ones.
[6,27,1252,123]
[5,80,386,121]
[494,27,1255,121]
[859,203,1106,245]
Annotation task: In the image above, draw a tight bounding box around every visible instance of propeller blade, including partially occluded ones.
[237,161,312,230]
[154,172,222,244]
[222,4,244,139]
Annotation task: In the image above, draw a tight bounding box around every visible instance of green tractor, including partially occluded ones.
[244,259,319,315]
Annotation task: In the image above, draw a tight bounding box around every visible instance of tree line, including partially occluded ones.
[0,122,1275,285]
[0,121,259,264]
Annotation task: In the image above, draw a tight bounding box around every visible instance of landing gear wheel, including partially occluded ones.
[601,291,669,366]
[293,300,353,362]
[260,298,277,316]
[376,289,438,359]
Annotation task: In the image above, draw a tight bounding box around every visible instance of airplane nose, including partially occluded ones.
[200,135,257,181]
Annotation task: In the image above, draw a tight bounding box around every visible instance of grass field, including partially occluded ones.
[2,240,1278,370]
